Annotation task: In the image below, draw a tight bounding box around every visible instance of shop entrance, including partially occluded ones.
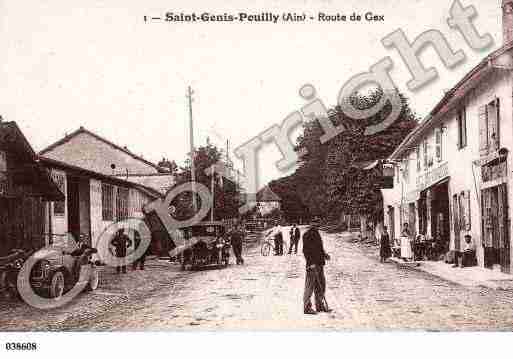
[430,181,450,255]
[482,184,510,273]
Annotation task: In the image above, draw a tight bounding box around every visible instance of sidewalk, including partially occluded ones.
[389,257,513,290]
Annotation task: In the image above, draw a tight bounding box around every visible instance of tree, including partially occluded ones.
[266,88,418,225]
[171,142,241,222]
[157,158,178,175]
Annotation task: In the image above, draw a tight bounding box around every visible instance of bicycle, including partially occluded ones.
[260,235,288,256]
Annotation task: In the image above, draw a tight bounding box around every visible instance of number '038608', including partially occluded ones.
[5,343,37,350]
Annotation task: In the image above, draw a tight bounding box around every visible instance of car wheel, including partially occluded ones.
[86,267,99,291]
[48,271,65,299]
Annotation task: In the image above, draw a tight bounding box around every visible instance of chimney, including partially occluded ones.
[503,0,513,44]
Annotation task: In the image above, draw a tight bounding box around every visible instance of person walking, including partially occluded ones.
[288,224,300,255]
[379,226,392,263]
[302,219,330,315]
[111,228,132,274]
[230,224,245,265]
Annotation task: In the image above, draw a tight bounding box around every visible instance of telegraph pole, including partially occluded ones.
[187,86,198,212]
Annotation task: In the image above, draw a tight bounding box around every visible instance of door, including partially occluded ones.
[67,175,80,241]
[453,194,460,252]
[498,183,510,273]
[388,207,395,243]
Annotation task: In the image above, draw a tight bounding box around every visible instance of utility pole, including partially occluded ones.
[187,86,198,212]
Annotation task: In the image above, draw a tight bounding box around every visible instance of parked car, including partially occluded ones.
[30,236,100,299]
[0,249,34,300]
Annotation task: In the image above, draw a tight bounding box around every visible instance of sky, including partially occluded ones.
[0,0,504,190]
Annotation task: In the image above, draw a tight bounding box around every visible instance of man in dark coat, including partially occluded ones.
[111,228,132,274]
[302,219,330,314]
[230,224,245,265]
[132,231,149,270]
[273,224,284,256]
[288,224,300,255]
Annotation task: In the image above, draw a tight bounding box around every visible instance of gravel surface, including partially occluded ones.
[2,230,513,331]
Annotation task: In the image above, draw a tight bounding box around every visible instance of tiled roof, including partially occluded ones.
[115,174,175,195]
[39,126,169,173]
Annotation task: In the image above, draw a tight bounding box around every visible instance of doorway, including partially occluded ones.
[482,184,510,272]
[66,175,91,244]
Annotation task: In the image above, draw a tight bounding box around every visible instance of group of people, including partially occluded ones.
[111,228,149,274]
[268,223,301,256]
[379,223,477,268]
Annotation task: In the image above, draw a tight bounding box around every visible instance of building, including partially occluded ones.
[38,126,175,250]
[0,121,64,255]
[382,0,513,273]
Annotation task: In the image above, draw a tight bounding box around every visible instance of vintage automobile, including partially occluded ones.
[30,235,100,299]
[0,249,34,300]
[179,221,230,270]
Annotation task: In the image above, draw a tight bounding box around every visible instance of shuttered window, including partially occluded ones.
[457,107,467,149]
[416,146,421,172]
[479,98,501,155]
[102,183,114,221]
[435,128,443,162]
[488,98,500,151]
[479,105,489,154]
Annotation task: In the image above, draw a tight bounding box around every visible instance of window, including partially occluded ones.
[435,128,443,162]
[479,98,500,155]
[116,187,129,220]
[102,183,114,221]
[51,171,66,216]
[457,107,467,149]
[402,159,409,183]
[416,146,421,172]
[423,140,430,169]
[0,151,6,172]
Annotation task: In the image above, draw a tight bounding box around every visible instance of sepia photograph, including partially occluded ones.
[1,0,513,357]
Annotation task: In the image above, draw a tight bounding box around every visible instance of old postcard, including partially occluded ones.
[0,0,512,357]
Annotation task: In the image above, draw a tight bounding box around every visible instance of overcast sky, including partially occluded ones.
[0,0,503,189]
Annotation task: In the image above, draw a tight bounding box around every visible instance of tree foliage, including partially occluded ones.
[268,89,418,223]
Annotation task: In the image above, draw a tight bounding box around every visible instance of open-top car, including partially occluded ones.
[179,221,230,270]
[30,235,100,299]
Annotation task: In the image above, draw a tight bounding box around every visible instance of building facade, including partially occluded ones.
[38,127,174,250]
[382,0,513,273]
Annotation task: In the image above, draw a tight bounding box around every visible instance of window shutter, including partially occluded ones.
[465,190,471,231]
[479,105,488,154]
[462,107,467,147]
[435,128,442,162]
[488,101,498,151]
[495,98,500,150]
[453,194,460,251]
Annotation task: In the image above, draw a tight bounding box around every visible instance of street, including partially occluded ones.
[2,230,513,331]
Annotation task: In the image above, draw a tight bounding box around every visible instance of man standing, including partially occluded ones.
[302,219,330,314]
[132,231,148,270]
[273,223,284,256]
[111,228,132,274]
[230,224,245,265]
[288,224,300,255]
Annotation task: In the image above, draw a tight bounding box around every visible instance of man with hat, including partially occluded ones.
[302,217,330,314]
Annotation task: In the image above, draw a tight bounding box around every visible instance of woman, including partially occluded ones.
[400,222,413,261]
[379,226,392,263]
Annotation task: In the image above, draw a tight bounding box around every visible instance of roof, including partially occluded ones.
[114,173,175,195]
[254,185,282,202]
[0,121,64,201]
[390,42,513,160]
[39,155,161,199]
[39,126,170,173]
